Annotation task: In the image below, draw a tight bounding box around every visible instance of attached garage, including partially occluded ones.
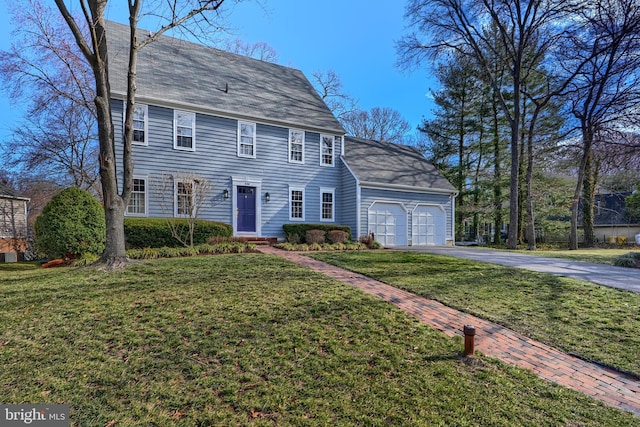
[412,204,446,246]
[368,202,407,247]
[342,137,458,246]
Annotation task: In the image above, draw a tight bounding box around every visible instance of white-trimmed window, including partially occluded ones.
[174,179,194,217]
[174,110,196,151]
[289,129,305,163]
[126,177,147,216]
[238,121,256,158]
[133,104,148,145]
[320,188,335,222]
[320,134,334,166]
[289,186,305,221]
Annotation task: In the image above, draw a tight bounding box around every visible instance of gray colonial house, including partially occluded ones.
[108,21,457,246]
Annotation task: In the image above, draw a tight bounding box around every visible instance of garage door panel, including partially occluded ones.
[368,202,407,247]
[412,205,445,246]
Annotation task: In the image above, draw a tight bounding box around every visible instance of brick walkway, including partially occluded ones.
[258,246,640,417]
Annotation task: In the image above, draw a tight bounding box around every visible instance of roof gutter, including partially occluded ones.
[359,180,458,196]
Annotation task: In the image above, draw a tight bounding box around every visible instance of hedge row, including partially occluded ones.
[283,224,352,244]
[124,218,232,248]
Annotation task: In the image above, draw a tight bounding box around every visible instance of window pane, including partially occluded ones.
[127,178,146,214]
[322,192,333,220]
[291,190,303,219]
[241,123,254,136]
[322,136,334,165]
[133,105,146,143]
[177,112,193,127]
[290,130,303,162]
[177,181,193,216]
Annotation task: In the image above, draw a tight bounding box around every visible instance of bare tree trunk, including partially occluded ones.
[570,127,593,250]
[507,64,521,250]
[491,94,503,244]
[525,124,536,251]
[582,152,597,247]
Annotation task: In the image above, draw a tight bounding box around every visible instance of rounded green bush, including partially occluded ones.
[34,187,106,259]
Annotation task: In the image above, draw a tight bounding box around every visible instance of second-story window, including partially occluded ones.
[238,121,256,158]
[320,134,334,166]
[289,129,304,163]
[174,110,196,151]
[132,104,148,145]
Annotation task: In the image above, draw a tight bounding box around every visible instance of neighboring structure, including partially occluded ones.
[588,192,640,243]
[0,182,29,259]
[108,21,457,246]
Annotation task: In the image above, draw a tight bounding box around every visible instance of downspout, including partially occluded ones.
[450,193,457,245]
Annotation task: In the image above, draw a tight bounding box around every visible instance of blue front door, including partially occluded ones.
[237,186,256,232]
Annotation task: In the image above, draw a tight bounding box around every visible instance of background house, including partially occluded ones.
[587,192,640,243]
[108,21,456,246]
[0,182,29,260]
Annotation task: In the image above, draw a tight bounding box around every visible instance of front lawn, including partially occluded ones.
[0,255,636,425]
[310,251,640,377]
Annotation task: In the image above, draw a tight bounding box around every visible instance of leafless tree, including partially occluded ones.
[562,0,640,248]
[311,69,359,122]
[341,107,412,144]
[53,0,237,268]
[155,172,212,247]
[398,0,579,249]
[0,0,98,190]
[221,39,278,63]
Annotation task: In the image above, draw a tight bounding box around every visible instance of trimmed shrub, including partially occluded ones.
[124,218,232,248]
[327,230,349,244]
[283,224,351,243]
[34,187,105,259]
[306,229,326,244]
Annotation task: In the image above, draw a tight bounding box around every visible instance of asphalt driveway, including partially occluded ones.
[394,246,640,293]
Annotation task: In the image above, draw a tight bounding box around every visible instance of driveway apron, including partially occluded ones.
[257,246,640,418]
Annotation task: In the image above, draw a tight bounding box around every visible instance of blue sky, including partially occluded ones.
[0,0,436,150]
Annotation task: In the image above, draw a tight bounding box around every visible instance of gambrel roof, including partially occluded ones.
[106,21,344,135]
[342,137,457,194]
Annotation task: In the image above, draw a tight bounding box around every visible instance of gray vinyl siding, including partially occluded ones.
[339,159,358,240]
[360,187,454,242]
[114,99,343,240]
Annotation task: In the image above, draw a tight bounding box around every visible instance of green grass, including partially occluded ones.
[0,256,636,425]
[310,251,640,377]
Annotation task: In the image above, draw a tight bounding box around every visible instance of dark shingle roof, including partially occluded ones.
[0,182,28,200]
[106,21,344,134]
[342,137,456,193]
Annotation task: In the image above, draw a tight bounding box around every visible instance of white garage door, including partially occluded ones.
[412,205,446,246]
[368,202,407,247]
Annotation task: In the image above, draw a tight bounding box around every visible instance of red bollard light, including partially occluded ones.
[463,325,476,356]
